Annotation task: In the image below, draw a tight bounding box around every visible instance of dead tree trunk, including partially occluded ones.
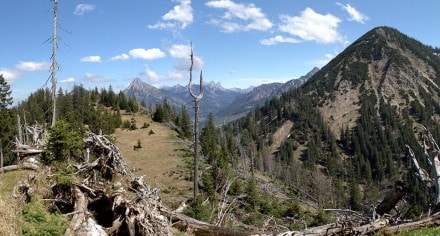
[379,212,440,235]
[188,43,203,199]
[407,126,440,207]
[64,186,87,236]
[51,0,58,127]
[376,181,406,215]
[0,163,40,173]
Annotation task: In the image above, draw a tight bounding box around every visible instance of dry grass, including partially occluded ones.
[0,170,33,236]
[114,113,193,207]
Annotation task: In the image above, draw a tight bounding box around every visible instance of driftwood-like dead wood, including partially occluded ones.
[406,126,440,206]
[379,212,440,235]
[0,163,40,173]
[278,218,390,236]
[64,186,87,236]
[83,131,129,177]
[163,209,261,236]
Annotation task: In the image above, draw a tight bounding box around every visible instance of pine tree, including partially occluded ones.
[0,75,15,164]
[0,74,13,110]
[45,119,83,163]
[179,106,192,139]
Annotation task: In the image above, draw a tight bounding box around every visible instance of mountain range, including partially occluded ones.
[123,67,319,122]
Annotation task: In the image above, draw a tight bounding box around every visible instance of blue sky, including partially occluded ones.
[1,0,439,103]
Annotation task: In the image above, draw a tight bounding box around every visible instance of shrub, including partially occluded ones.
[182,196,212,222]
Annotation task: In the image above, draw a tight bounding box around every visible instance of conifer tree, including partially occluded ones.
[0,75,15,164]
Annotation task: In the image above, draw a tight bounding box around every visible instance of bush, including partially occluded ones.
[182,196,212,222]
[122,120,131,129]
[141,122,150,129]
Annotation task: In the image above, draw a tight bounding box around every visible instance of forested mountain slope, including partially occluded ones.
[218,26,440,217]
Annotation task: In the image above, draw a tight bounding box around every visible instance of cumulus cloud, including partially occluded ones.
[148,0,193,30]
[110,53,130,61]
[140,68,163,86]
[80,55,101,63]
[129,48,166,60]
[110,48,165,61]
[0,68,20,82]
[16,61,50,72]
[60,77,76,83]
[169,44,203,70]
[337,3,369,24]
[167,71,186,81]
[278,8,346,44]
[74,4,95,16]
[206,0,272,33]
[260,35,301,45]
[84,73,113,83]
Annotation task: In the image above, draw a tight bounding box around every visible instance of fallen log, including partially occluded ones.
[162,209,262,236]
[0,163,40,173]
[64,186,87,236]
[379,213,440,235]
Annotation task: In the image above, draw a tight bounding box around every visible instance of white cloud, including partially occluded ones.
[337,3,369,24]
[141,68,162,85]
[16,61,50,72]
[74,4,95,16]
[167,71,186,81]
[80,55,101,63]
[169,44,191,58]
[168,44,203,71]
[129,48,166,60]
[84,73,113,83]
[206,0,273,33]
[148,0,193,30]
[60,77,75,83]
[110,48,165,61]
[278,8,346,44]
[110,53,130,61]
[0,68,20,82]
[260,35,301,45]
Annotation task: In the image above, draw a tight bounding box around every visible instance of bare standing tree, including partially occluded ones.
[50,0,58,127]
[188,44,203,198]
[407,126,440,206]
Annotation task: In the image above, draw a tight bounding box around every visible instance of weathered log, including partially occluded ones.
[64,186,87,236]
[379,213,440,235]
[278,218,389,236]
[0,163,40,173]
[162,209,261,236]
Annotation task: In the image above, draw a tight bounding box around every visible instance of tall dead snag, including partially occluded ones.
[51,0,58,127]
[188,44,203,198]
[407,126,440,207]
